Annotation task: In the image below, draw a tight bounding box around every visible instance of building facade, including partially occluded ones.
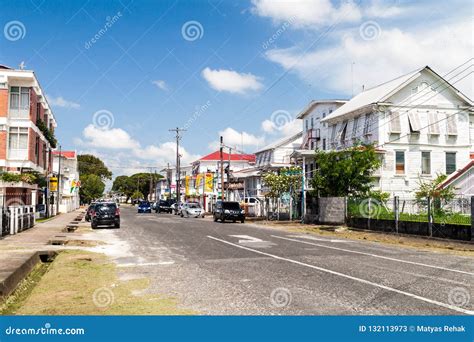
[52,151,80,213]
[0,65,57,212]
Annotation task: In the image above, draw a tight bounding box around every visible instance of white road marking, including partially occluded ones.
[117,261,175,267]
[229,235,276,248]
[287,234,347,243]
[207,235,474,315]
[272,235,474,277]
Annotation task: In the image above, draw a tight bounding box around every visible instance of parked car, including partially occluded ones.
[213,201,245,223]
[85,202,97,222]
[137,201,152,213]
[180,202,205,218]
[171,202,184,215]
[155,200,173,213]
[91,202,120,229]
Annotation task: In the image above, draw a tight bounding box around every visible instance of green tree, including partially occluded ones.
[78,154,112,181]
[112,175,134,201]
[131,190,144,200]
[129,173,162,199]
[311,144,382,197]
[263,166,302,199]
[80,174,105,203]
[415,174,455,215]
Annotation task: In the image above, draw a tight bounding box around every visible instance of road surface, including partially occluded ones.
[91,206,474,315]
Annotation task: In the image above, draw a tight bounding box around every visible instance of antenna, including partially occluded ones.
[19,61,26,70]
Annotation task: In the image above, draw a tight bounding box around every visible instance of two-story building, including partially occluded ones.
[319,65,473,197]
[0,65,57,210]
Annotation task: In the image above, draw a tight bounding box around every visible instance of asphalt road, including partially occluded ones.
[101,206,474,315]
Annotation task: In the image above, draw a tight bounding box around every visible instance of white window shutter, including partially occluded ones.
[428,112,440,135]
[446,113,457,135]
[389,112,401,133]
[408,112,421,132]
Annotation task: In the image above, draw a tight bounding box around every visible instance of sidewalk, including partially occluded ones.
[0,209,84,299]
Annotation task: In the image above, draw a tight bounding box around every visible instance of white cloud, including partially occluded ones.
[47,95,80,109]
[208,127,265,150]
[201,67,263,94]
[261,118,301,137]
[136,142,200,165]
[364,0,405,18]
[151,80,168,91]
[81,124,141,150]
[251,0,361,28]
[265,19,473,97]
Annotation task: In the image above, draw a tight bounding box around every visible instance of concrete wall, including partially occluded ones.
[318,197,346,224]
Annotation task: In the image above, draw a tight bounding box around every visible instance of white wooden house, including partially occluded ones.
[320,66,473,197]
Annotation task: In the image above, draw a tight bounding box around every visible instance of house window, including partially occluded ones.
[408,112,421,133]
[322,112,326,118]
[421,151,431,175]
[330,124,337,142]
[352,116,359,138]
[338,120,348,146]
[8,127,28,150]
[305,119,308,131]
[363,113,372,135]
[428,112,440,135]
[310,117,314,129]
[9,87,30,118]
[322,138,326,150]
[446,113,458,136]
[389,112,401,134]
[309,163,314,178]
[395,151,405,174]
[446,152,456,174]
[35,136,40,163]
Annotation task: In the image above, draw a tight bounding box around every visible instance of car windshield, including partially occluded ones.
[95,203,117,213]
[140,202,150,206]
[222,202,240,210]
[188,203,200,208]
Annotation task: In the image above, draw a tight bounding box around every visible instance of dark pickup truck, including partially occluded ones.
[155,200,173,213]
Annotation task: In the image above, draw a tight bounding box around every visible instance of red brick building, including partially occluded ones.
[0,65,57,208]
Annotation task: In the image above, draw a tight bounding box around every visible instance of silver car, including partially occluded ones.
[180,202,204,218]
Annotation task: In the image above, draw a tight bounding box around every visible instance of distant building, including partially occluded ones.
[52,151,80,213]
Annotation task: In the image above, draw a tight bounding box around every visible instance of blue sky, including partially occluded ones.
[0,0,472,177]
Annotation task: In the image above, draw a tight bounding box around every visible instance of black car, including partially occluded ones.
[155,200,173,213]
[85,202,97,222]
[213,201,245,223]
[91,202,120,228]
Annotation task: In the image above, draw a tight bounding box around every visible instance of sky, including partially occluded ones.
[0,0,472,179]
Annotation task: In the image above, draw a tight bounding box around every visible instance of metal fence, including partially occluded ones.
[0,193,36,238]
[347,196,472,241]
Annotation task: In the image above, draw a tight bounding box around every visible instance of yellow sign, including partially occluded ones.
[49,177,58,191]
[205,173,213,193]
[185,175,191,196]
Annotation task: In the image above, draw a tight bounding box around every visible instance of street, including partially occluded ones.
[87,206,474,315]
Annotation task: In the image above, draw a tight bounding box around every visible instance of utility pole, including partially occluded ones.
[56,145,61,215]
[148,168,153,201]
[220,136,224,200]
[169,127,186,203]
[227,147,231,200]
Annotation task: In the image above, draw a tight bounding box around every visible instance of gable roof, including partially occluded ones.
[322,65,473,123]
[52,150,76,159]
[438,160,474,189]
[199,151,256,163]
[254,131,303,154]
[296,99,347,119]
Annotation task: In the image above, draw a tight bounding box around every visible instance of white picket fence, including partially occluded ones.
[0,205,35,237]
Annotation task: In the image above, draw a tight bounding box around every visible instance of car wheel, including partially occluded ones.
[232,219,236,223]
[91,223,97,229]
[213,215,218,222]
[241,219,245,223]
[115,223,120,228]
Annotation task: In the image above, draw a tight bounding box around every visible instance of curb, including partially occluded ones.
[0,250,56,300]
